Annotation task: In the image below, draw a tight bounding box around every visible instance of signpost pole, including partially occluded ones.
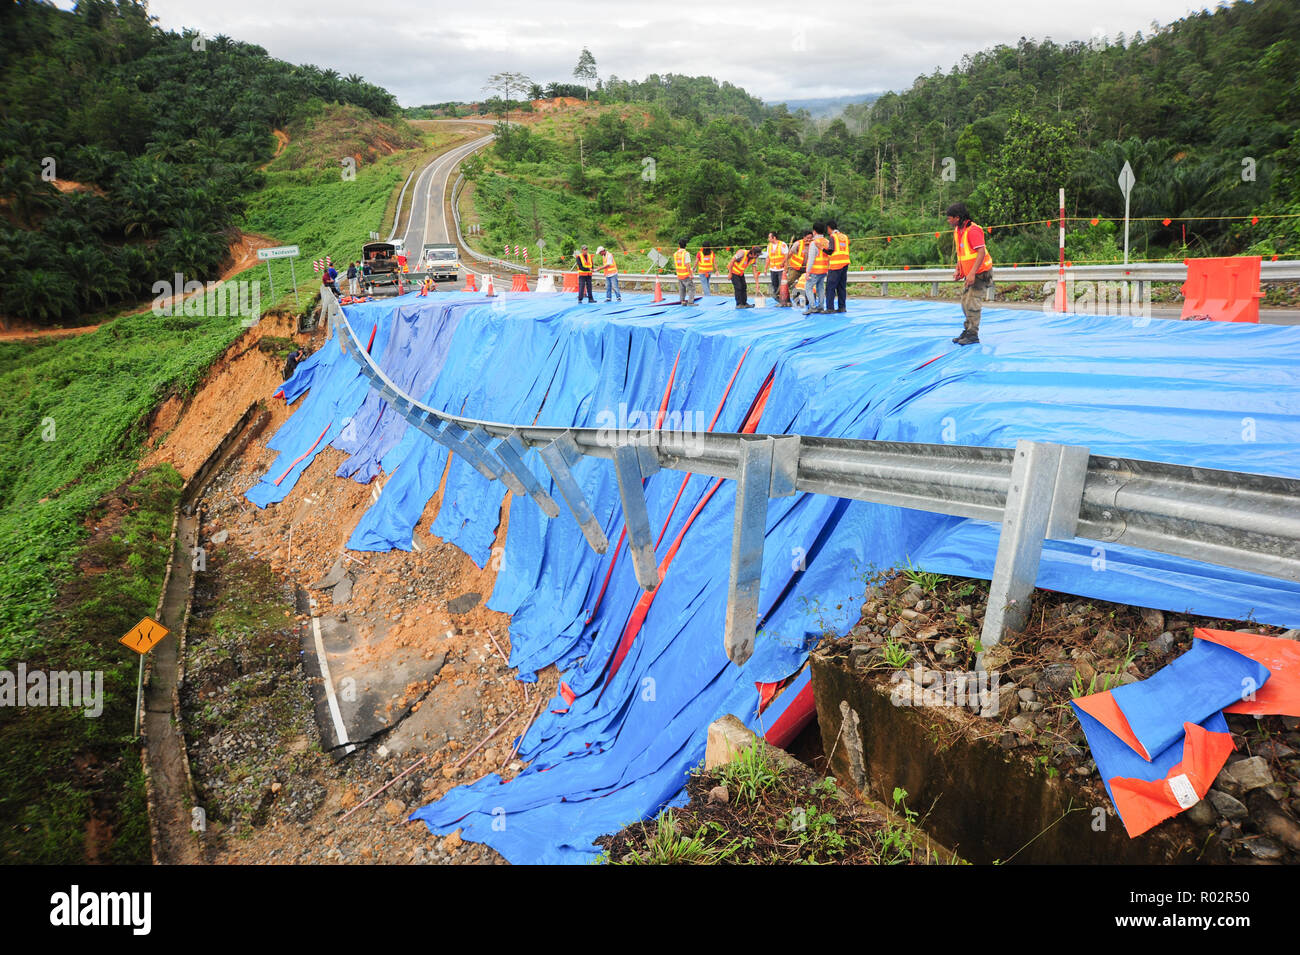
[134,655,143,737]
[265,260,274,302]
[1118,161,1136,267]
[289,256,299,306]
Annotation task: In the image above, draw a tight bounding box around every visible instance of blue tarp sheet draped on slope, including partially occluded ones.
[246,289,1300,863]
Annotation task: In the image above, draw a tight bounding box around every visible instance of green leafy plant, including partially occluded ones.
[901,559,945,593]
[720,741,783,804]
[882,638,913,669]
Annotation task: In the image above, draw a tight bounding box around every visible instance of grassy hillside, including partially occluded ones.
[0,101,437,862]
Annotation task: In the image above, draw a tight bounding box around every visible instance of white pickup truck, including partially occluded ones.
[421,243,461,282]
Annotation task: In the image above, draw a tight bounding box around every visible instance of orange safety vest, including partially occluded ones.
[829,230,850,269]
[696,249,715,273]
[766,239,787,270]
[576,251,593,275]
[673,248,692,280]
[602,251,618,275]
[954,223,993,276]
[786,240,807,271]
[808,237,829,275]
[729,251,755,275]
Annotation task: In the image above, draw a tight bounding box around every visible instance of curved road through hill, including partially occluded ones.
[397,132,493,255]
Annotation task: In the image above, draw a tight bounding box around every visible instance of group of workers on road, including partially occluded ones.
[567,201,992,345]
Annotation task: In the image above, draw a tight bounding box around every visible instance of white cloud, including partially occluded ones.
[58,0,1209,105]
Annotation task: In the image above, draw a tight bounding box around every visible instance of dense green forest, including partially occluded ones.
[0,0,398,325]
[466,0,1300,269]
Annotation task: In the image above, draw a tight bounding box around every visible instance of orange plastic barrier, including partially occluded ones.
[562,271,579,293]
[463,272,478,292]
[511,273,530,292]
[1180,256,1263,323]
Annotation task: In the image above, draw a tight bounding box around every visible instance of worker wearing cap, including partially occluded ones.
[695,246,716,296]
[673,238,696,305]
[598,246,622,302]
[574,245,595,303]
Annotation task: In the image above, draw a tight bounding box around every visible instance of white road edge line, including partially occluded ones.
[309,598,355,755]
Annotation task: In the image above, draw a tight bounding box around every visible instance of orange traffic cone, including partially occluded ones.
[485,273,496,297]
[653,276,663,303]
[511,273,529,292]
[464,272,478,292]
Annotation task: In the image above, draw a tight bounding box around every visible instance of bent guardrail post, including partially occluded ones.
[980,441,1090,654]
[440,421,500,481]
[725,435,801,665]
[466,425,514,487]
[613,443,660,592]
[495,433,561,518]
[539,431,609,554]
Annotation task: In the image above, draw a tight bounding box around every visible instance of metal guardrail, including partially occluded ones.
[322,289,1300,665]
[386,169,417,243]
[539,259,1300,299]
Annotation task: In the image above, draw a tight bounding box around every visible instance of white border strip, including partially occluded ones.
[310,598,355,755]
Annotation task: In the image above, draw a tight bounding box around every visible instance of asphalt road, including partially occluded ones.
[398,132,495,259]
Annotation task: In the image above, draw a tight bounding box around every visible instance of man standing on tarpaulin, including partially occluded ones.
[946,201,993,345]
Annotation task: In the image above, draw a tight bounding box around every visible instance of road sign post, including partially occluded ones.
[123,616,171,737]
[258,245,302,307]
[1118,161,1135,266]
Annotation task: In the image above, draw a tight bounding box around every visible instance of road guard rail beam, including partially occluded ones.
[323,289,1300,666]
[541,259,1300,301]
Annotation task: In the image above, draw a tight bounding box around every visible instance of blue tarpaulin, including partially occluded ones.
[246,289,1300,863]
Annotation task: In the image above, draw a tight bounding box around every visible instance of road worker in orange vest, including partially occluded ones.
[673,238,697,305]
[945,201,993,345]
[597,246,622,302]
[418,275,436,296]
[783,232,807,308]
[764,232,788,301]
[695,246,716,296]
[825,219,851,313]
[803,224,831,315]
[574,244,595,303]
[729,246,760,308]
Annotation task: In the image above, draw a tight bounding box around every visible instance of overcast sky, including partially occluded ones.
[62,0,1213,105]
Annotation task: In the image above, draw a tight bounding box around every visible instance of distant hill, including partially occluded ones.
[770,93,881,117]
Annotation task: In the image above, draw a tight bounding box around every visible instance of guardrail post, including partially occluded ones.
[980,440,1090,656]
[539,431,609,555]
[724,435,800,665]
[881,281,889,296]
[613,443,660,591]
[494,433,560,518]
[930,281,939,297]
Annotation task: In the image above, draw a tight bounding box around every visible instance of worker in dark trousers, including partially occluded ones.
[729,246,759,308]
[825,220,850,312]
[574,245,596,303]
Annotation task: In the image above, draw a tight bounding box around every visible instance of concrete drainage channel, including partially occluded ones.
[140,402,269,864]
[809,649,1284,864]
